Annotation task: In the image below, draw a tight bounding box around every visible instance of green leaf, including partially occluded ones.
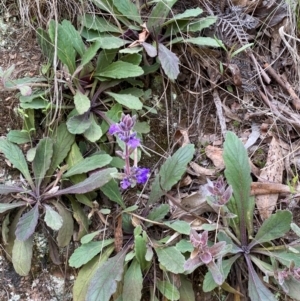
[70,197,89,240]
[114,1,142,23]
[86,248,127,301]
[81,14,121,33]
[171,36,224,48]
[164,220,191,235]
[187,16,217,32]
[135,235,148,271]
[44,204,63,231]
[53,202,74,248]
[48,20,76,73]
[15,203,39,241]
[247,257,276,301]
[0,201,26,212]
[37,28,54,62]
[121,53,142,65]
[155,246,185,273]
[7,130,31,144]
[80,41,102,67]
[80,230,102,244]
[176,240,193,253]
[12,236,34,276]
[291,222,300,237]
[47,123,75,178]
[67,113,92,134]
[149,144,195,204]
[96,61,144,79]
[146,204,170,223]
[0,138,33,188]
[249,210,292,248]
[73,245,114,301]
[158,43,180,80]
[100,179,125,208]
[83,115,103,142]
[74,90,90,114]
[164,7,203,25]
[89,36,127,49]
[52,168,117,196]
[32,137,53,190]
[63,154,112,178]
[69,239,114,268]
[123,259,143,301]
[223,131,253,237]
[96,48,118,73]
[147,0,177,36]
[106,92,143,110]
[61,20,85,57]
[20,98,49,109]
[157,280,180,300]
[281,277,300,300]
[179,275,195,301]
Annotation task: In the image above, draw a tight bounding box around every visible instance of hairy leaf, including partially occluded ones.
[135,235,148,271]
[86,248,127,301]
[96,61,144,79]
[158,43,180,80]
[100,179,125,208]
[37,28,54,62]
[83,115,102,142]
[157,280,180,300]
[67,112,92,134]
[164,7,203,25]
[61,20,85,57]
[52,168,116,196]
[179,275,195,301]
[182,37,223,48]
[246,256,276,301]
[44,204,63,231]
[69,239,114,268]
[15,203,39,241]
[188,16,218,32]
[114,0,142,23]
[7,130,31,144]
[47,123,75,178]
[74,90,90,115]
[0,138,33,188]
[123,259,143,301]
[223,132,253,241]
[80,41,102,67]
[149,144,194,204]
[89,36,127,49]
[106,92,143,110]
[53,202,74,248]
[155,246,185,273]
[146,204,170,223]
[48,20,76,73]
[80,230,102,244]
[164,220,190,235]
[73,245,114,301]
[81,14,121,33]
[12,236,34,276]
[249,210,292,248]
[63,154,112,178]
[0,186,27,196]
[70,197,89,240]
[142,42,157,57]
[176,240,193,253]
[32,137,53,190]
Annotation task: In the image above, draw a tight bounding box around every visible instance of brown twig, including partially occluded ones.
[263,62,300,110]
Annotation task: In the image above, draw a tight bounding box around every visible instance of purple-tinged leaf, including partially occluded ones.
[249,210,292,249]
[0,185,27,195]
[142,42,157,57]
[86,248,127,301]
[200,251,213,264]
[18,85,32,96]
[245,255,276,301]
[158,43,180,80]
[32,137,53,191]
[207,260,224,285]
[209,241,227,258]
[51,168,117,197]
[0,201,26,213]
[15,203,39,241]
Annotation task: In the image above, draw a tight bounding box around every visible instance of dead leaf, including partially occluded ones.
[189,161,215,176]
[251,182,291,195]
[205,145,225,169]
[114,215,123,252]
[174,129,190,146]
[255,137,284,219]
[179,175,192,187]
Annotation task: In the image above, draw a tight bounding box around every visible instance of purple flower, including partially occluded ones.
[127,133,140,148]
[135,167,150,184]
[108,123,121,135]
[207,177,233,206]
[120,178,131,190]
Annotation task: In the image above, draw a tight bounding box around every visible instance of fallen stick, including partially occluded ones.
[263,62,300,110]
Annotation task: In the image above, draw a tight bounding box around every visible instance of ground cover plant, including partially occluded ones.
[1,0,300,300]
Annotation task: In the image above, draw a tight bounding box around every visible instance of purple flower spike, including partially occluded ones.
[109,124,121,135]
[127,133,140,149]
